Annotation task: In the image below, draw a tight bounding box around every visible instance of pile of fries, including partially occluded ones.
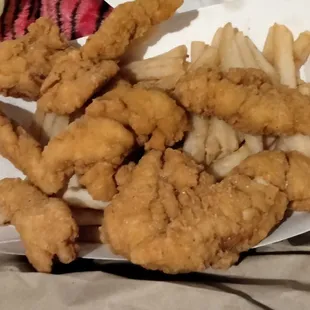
[29,22,310,244]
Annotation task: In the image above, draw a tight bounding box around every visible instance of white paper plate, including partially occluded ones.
[1,0,310,260]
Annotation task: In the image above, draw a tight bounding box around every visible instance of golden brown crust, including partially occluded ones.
[0,178,78,273]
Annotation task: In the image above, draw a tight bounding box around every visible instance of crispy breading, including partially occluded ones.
[174,67,310,136]
[0,178,78,273]
[38,50,119,114]
[0,110,65,194]
[103,149,287,274]
[86,82,188,150]
[0,17,69,100]
[0,109,135,200]
[81,0,184,61]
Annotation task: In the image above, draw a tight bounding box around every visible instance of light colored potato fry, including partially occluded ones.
[209,144,251,180]
[183,114,209,163]
[235,31,259,69]
[134,72,183,91]
[244,134,263,153]
[152,45,188,60]
[263,136,277,150]
[219,23,244,70]
[191,41,206,63]
[246,36,279,83]
[29,109,70,145]
[78,226,101,243]
[273,24,296,88]
[71,208,103,226]
[294,31,310,69]
[188,46,220,71]
[211,27,223,49]
[205,117,239,165]
[122,57,185,81]
[276,134,310,158]
[263,25,275,65]
[298,83,310,96]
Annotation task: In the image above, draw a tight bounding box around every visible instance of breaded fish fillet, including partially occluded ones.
[0,178,78,273]
[103,149,287,273]
[174,67,310,136]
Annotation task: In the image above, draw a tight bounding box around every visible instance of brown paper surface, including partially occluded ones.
[1,233,310,309]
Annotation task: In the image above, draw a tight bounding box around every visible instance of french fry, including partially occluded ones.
[188,46,220,71]
[122,57,186,81]
[191,41,206,63]
[78,226,101,243]
[209,144,251,180]
[29,109,70,146]
[183,114,209,163]
[246,36,279,83]
[211,27,223,49]
[71,208,103,226]
[205,117,239,165]
[263,25,275,65]
[244,134,264,153]
[294,31,310,70]
[134,72,183,91]
[263,136,277,150]
[273,24,296,88]
[152,45,188,60]
[276,134,310,158]
[235,31,259,68]
[219,23,244,70]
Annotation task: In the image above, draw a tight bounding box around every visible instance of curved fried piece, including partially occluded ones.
[0,17,69,100]
[38,0,182,115]
[82,0,184,61]
[86,82,188,151]
[0,178,78,273]
[233,151,310,212]
[103,149,287,274]
[38,50,119,114]
[0,110,65,194]
[174,67,310,136]
[0,109,135,200]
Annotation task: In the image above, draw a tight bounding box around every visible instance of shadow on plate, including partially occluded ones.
[122,10,199,63]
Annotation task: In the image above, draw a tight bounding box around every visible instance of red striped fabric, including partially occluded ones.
[0,0,112,41]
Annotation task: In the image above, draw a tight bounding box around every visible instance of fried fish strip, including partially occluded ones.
[174,67,310,136]
[103,149,287,274]
[0,17,69,100]
[0,178,78,273]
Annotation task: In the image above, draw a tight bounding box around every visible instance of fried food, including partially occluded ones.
[38,50,119,115]
[0,17,69,100]
[0,178,78,273]
[0,109,135,200]
[82,0,184,61]
[103,149,287,274]
[38,0,183,115]
[86,82,188,151]
[174,67,310,136]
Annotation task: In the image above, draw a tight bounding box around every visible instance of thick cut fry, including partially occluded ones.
[153,45,187,60]
[211,27,223,49]
[188,46,219,71]
[122,57,185,82]
[235,31,259,69]
[263,25,275,65]
[273,24,296,88]
[246,37,279,83]
[209,144,252,179]
[294,31,310,70]
[244,134,264,153]
[219,23,244,70]
[276,134,310,158]
[71,208,103,226]
[191,41,205,63]
[183,114,209,163]
[205,117,239,165]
